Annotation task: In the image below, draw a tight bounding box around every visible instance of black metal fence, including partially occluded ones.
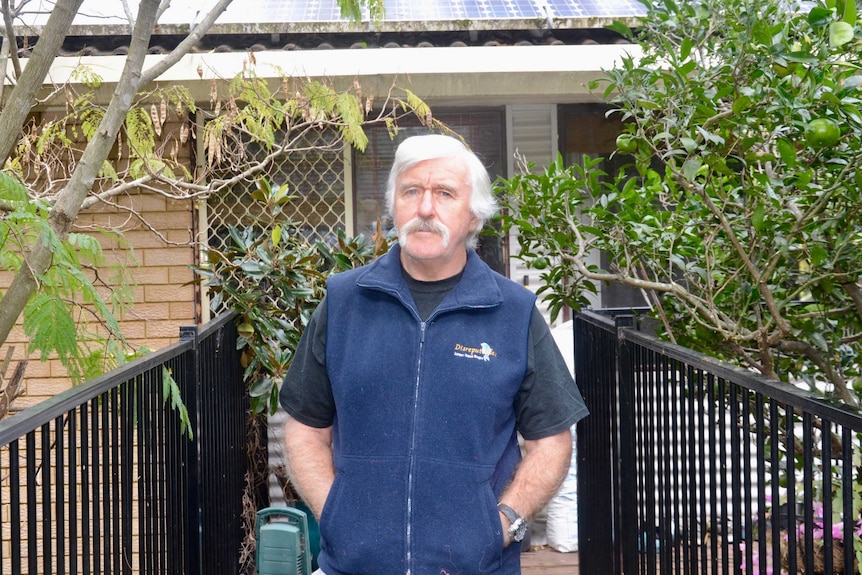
[0,312,250,575]
[576,308,862,575]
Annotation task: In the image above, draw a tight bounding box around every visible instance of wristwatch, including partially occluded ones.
[497,503,527,542]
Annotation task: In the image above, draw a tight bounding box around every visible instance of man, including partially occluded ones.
[280,134,588,575]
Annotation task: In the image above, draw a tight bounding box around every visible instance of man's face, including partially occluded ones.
[393,157,479,278]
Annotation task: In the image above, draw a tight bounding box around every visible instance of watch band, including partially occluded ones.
[497,503,520,525]
[497,503,528,542]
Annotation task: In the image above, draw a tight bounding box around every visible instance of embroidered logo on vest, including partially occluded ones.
[453,342,496,362]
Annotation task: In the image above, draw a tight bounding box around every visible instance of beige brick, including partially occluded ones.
[119,321,147,339]
[145,319,188,339]
[143,246,194,266]
[130,193,166,212]
[129,266,170,285]
[145,283,193,303]
[27,378,72,397]
[169,300,197,321]
[110,230,166,249]
[140,335,177,349]
[167,228,195,243]
[122,302,172,321]
[166,198,193,212]
[169,266,195,284]
[138,209,192,230]
[20,360,51,378]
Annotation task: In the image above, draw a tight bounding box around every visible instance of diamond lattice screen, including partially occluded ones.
[206,128,346,252]
[204,129,345,314]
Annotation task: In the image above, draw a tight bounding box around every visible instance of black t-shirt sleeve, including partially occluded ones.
[278,297,335,428]
[515,307,589,440]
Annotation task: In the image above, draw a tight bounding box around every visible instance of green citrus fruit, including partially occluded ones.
[532,257,550,270]
[804,118,841,149]
[616,133,638,154]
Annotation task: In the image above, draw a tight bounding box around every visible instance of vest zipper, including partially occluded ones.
[405,320,427,575]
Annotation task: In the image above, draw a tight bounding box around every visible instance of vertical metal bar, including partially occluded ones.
[156,367,169,575]
[41,423,53,574]
[695,369,708,575]
[121,380,135,575]
[685,364,699,575]
[821,419,834,575]
[785,405,797,574]
[616,317,639,575]
[716,377,729,575]
[842,426,853,574]
[769,400,781,575]
[101,391,112,571]
[706,374,718,575]
[82,401,92,574]
[754,394,767,575]
[111,387,121,573]
[180,325,202,575]
[137,373,151,575]
[729,383,742,575]
[802,414,814,575]
[10,440,21,575]
[632,343,647,575]
[55,416,66,575]
[740,387,753,575]
[92,396,102,575]
[69,410,79,575]
[27,432,37,574]
[661,354,677,574]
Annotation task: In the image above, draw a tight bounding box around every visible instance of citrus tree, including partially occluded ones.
[501,0,862,406]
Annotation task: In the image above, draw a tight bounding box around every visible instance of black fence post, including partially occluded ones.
[179,324,202,575]
[575,311,621,575]
[615,316,639,575]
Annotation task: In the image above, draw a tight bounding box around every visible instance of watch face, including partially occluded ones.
[511,518,527,542]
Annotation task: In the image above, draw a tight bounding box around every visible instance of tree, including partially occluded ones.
[0,0,395,414]
[500,0,862,406]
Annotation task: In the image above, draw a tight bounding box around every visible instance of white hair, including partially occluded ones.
[385,134,498,247]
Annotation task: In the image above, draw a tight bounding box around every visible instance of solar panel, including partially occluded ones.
[210,0,647,22]
[37,0,646,27]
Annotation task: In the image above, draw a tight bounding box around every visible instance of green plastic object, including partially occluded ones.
[255,506,312,575]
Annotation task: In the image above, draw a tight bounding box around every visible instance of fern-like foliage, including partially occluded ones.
[23,294,81,378]
[162,366,193,440]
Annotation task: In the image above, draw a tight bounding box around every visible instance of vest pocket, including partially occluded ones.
[318,457,408,575]
[411,459,503,573]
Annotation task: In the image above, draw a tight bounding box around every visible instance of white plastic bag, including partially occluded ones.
[546,427,578,552]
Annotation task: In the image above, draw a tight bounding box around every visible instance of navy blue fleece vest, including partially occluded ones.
[319,245,536,575]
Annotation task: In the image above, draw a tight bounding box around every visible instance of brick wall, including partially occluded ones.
[2,119,200,413]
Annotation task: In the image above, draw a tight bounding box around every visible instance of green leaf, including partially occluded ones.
[249,376,274,398]
[751,203,766,231]
[732,95,752,115]
[163,367,194,440]
[776,138,797,165]
[0,171,28,206]
[680,37,693,61]
[843,0,857,26]
[829,21,854,47]
[23,294,79,364]
[807,6,833,26]
[809,244,828,266]
[682,157,702,181]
